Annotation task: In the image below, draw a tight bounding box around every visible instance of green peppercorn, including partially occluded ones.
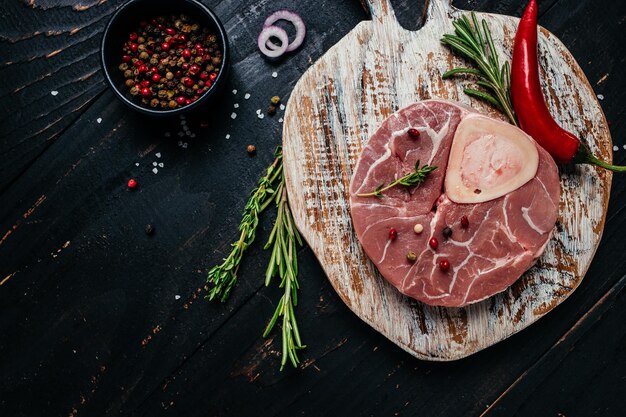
[125,79,135,88]
[118,63,128,71]
[139,51,149,60]
[169,100,177,108]
[205,65,214,73]
[124,70,133,78]
[270,95,281,105]
[158,90,168,99]
[211,56,221,66]
[406,251,417,262]
[150,98,159,108]
[130,86,140,96]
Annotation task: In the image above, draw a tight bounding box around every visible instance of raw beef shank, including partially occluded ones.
[349,100,560,307]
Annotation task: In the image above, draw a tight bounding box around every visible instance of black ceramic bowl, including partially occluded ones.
[101,0,229,116]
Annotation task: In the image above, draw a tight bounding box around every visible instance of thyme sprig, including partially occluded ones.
[263,180,305,370]
[356,160,437,197]
[206,149,283,302]
[441,13,518,126]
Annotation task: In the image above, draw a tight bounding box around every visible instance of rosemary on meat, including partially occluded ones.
[262,178,305,370]
[441,13,518,126]
[356,160,437,197]
[206,149,283,302]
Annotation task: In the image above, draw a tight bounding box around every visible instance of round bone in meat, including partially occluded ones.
[349,100,560,307]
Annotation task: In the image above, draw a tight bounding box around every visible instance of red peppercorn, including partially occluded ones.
[140,87,151,97]
[178,34,187,43]
[161,42,170,51]
[209,72,217,81]
[140,80,151,88]
[134,59,144,67]
[150,66,158,73]
[408,128,420,139]
[461,215,469,229]
[175,70,182,79]
[194,43,203,50]
[185,98,191,105]
[429,237,438,250]
[199,72,208,80]
[196,47,204,56]
[388,228,397,240]
[122,55,131,62]
[138,64,148,74]
[439,259,450,272]
[182,63,189,70]
[182,49,192,59]
[183,77,194,87]
[129,32,138,41]
[165,28,175,35]
[157,24,164,29]
[151,73,161,82]
[129,43,138,53]
[189,64,200,75]
[127,178,138,189]
[176,96,186,105]
[190,97,197,103]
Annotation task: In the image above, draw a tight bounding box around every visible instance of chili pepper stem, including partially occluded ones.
[575,145,626,172]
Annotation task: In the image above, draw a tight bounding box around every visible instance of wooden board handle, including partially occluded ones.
[360,0,394,22]
[362,0,454,25]
[423,0,454,24]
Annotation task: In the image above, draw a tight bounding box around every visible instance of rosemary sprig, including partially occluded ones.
[263,176,305,370]
[206,149,283,302]
[356,160,437,197]
[441,13,518,126]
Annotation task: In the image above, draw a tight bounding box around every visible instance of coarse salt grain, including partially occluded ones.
[278,117,283,123]
[623,144,626,150]
[613,145,619,151]
[279,104,285,110]
[153,162,158,166]
[135,162,140,166]
[51,91,58,96]
[232,89,237,94]
[175,295,181,300]
[96,118,102,124]
[233,103,239,108]
[258,113,264,119]
[158,162,164,168]
[155,152,161,158]
[152,168,158,174]
[182,143,188,149]
[244,93,251,99]
[164,132,171,137]
[231,112,237,119]
[256,109,261,115]
[597,94,605,100]
[190,133,196,138]
[272,71,278,78]
[178,131,184,137]
[225,134,231,139]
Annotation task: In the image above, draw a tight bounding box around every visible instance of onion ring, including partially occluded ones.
[263,10,306,53]
[257,25,289,58]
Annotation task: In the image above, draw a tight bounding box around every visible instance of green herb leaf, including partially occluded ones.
[441,12,518,126]
[356,162,437,198]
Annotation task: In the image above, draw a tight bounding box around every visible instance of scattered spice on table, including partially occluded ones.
[247,144,257,155]
[145,224,154,235]
[117,13,223,110]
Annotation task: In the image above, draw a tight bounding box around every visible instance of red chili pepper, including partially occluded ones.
[511,0,625,171]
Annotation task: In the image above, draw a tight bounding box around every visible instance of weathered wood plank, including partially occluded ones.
[283,0,612,360]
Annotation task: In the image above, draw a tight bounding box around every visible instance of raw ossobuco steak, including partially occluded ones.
[349,100,560,307]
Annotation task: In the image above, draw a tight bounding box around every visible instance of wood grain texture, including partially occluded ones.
[283,0,612,360]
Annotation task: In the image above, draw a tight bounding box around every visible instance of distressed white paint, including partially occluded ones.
[282,0,612,360]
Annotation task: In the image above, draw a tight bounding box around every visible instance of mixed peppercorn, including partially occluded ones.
[117,14,222,110]
[389,215,471,272]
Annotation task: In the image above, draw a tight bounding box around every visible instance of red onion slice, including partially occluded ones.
[258,25,289,58]
[263,10,306,53]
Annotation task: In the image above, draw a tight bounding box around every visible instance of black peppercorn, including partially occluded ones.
[442,226,453,239]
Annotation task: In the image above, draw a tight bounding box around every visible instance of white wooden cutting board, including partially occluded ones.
[282,0,612,360]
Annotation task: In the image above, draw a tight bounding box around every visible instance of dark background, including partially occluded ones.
[1,0,625,416]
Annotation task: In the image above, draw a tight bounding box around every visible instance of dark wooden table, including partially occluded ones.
[1,1,625,416]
